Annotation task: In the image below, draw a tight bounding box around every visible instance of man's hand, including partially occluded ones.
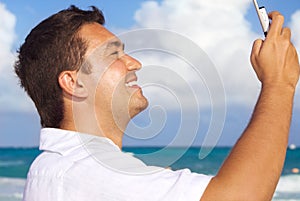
[251,11,299,89]
[201,12,299,201]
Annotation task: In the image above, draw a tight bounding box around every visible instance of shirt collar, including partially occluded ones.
[39,128,120,155]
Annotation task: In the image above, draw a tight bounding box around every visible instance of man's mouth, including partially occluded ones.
[125,80,138,87]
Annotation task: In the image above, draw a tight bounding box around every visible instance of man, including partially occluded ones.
[15,5,299,201]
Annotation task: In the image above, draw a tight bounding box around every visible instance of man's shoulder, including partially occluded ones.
[26,151,72,178]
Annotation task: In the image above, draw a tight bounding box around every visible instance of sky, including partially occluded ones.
[0,0,300,147]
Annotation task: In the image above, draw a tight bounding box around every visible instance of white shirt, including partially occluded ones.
[23,128,212,201]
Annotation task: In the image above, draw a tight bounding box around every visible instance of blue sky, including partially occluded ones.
[0,0,300,147]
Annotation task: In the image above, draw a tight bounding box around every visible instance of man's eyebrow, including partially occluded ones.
[106,40,124,50]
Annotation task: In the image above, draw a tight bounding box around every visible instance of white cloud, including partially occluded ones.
[126,0,262,110]
[289,10,300,109]
[290,10,300,58]
[0,3,15,73]
[0,3,35,112]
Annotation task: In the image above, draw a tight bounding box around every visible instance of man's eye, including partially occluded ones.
[110,51,118,56]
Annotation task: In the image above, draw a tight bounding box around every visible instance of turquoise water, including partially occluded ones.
[0,147,299,200]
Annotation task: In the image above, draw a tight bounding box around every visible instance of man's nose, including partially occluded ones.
[121,54,142,71]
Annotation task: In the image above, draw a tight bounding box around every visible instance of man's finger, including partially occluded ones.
[267,12,285,37]
[252,39,263,56]
[251,39,263,67]
[281,27,291,39]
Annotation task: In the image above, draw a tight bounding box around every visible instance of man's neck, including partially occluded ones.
[61,100,129,149]
[60,117,126,149]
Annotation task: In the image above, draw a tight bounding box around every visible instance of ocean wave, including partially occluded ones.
[0,160,24,167]
[273,175,300,200]
[0,193,23,201]
[0,177,25,186]
[276,174,300,192]
[0,177,25,201]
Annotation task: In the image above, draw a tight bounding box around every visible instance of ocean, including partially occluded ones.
[0,147,299,201]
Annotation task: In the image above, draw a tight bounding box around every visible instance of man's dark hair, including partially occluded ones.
[14,5,105,128]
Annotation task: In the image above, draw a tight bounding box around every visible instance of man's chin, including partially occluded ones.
[139,97,149,112]
[129,96,149,118]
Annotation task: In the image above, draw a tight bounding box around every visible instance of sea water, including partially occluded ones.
[0,147,299,200]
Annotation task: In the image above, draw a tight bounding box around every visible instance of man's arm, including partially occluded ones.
[201,12,300,201]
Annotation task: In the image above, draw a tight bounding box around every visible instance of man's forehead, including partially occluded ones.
[78,23,123,55]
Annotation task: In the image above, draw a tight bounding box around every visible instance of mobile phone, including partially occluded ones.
[253,0,270,36]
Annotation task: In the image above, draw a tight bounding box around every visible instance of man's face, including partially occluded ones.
[78,23,148,130]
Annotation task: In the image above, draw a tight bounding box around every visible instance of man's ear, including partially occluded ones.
[58,70,88,98]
